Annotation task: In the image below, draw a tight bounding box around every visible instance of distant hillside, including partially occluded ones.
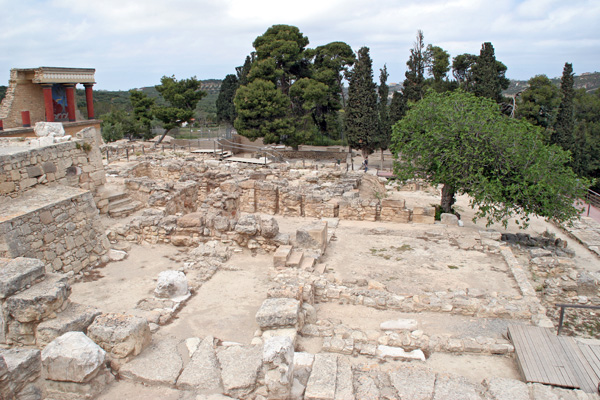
[504,72,600,96]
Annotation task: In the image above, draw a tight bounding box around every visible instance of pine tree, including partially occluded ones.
[345,46,378,157]
[373,65,391,168]
[216,74,239,126]
[552,63,575,152]
[389,91,407,124]
[403,30,428,102]
[472,42,509,102]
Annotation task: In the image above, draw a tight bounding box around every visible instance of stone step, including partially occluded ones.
[119,338,183,386]
[107,197,133,211]
[106,191,127,202]
[286,250,304,268]
[300,256,316,271]
[305,353,338,400]
[5,274,70,324]
[0,258,45,300]
[176,336,222,391]
[35,302,101,347]
[108,200,142,218]
[273,245,293,268]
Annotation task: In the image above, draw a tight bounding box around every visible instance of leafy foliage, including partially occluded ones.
[99,110,141,142]
[403,30,428,102]
[391,90,588,227]
[572,88,600,190]
[216,74,239,125]
[345,46,378,156]
[552,63,575,152]
[516,75,560,132]
[472,42,510,102]
[129,90,155,139]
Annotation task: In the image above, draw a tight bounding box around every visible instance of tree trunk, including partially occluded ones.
[381,149,384,170]
[441,184,456,214]
[154,128,171,147]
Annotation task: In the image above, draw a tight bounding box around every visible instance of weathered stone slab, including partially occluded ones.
[120,338,183,386]
[36,302,101,347]
[293,352,315,386]
[154,270,189,300]
[45,368,113,400]
[264,336,294,400]
[177,336,222,391]
[217,345,262,397]
[256,298,301,330]
[5,273,70,322]
[433,374,483,400]
[87,313,151,360]
[0,347,41,397]
[354,374,379,400]
[380,318,418,331]
[304,353,337,400]
[440,213,459,226]
[42,331,105,383]
[296,222,328,252]
[377,345,425,361]
[389,367,436,400]
[0,257,45,299]
[274,245,292,268]
[482,377,530,400]
[335,355,354,400]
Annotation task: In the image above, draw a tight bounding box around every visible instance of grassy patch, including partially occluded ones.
[447,265,459,270]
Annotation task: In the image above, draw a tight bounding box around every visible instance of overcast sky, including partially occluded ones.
[1,0,598,90]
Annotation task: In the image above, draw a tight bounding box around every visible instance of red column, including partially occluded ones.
[21,111,31,127]
[84,83,95,119]
[65,84,76,122]
[42,85,54,122]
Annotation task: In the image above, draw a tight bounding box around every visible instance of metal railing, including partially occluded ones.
[585,189,600,217]
[556,303,600,335]
[216,138,285,163]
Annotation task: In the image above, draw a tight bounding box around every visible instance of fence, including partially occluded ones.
[585,189,600,217]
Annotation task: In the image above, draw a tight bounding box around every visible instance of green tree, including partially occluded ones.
[100,110,141,142]
[516,75,560,135]
[572,88,600,189]
[452,53,478,91]
[236,55,254,86]
[153,75,206,145]
[345,46,378,157]
[389,91,407,124]
[403,30,429,102]
[233,79,295,145]
[552,63,575,152]
[471,42,509,102]
[129,90,155,140]
[373,65,392,167]
[390,90,588,227]
[216,74,239,126]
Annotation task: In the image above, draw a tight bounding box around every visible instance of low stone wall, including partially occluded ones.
[0,186,110,273]
[280,150,347,161]
[0,136,107,210]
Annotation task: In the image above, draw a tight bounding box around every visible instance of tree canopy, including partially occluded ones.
[390,90,588,227]
[516,75,560,133]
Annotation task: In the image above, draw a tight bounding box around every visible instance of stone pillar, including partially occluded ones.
[42,84,55,122]
[84,83,95,119]
[0,120,3,131]
[65,84,76,122]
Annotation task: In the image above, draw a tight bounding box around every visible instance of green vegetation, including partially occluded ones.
[391,90,589,227]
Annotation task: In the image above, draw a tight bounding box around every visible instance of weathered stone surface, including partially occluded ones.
[42,331,105,383]
[335,355,354,400]
[190,240,231,262]
[264,336,295,400]
[530,383,559,400]
[36,302,101,347]
[177,336,222,391]
[235,214,259,235]
[217,345,262,397]
[108,249,128,261]
[274,245,292,268]
[178,212,204,228]
[377,345,425,361]
[119,338,183,386]
[260,216,279,239]
[354,374,379,400]
[304,353,337,400]
[293,352,315,386]
[482,377,530,400]
[389,367,435,400]
[154,270,189,300]
[296,223,327,252]
[440,213,459,226]
[0,257,45,299]
[256,298,301,330]
[34,122,65,137]
[380,318,418,331]
[45,368,113,400]
[0,347,41,397]
[5,273,70,322]
[195,394,237,400]
[433,374,483,400]
[87,313,151,359]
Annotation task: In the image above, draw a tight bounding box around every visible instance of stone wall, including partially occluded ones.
[0,186,110,273]
[0,135,107,210]
[0,69,45,128]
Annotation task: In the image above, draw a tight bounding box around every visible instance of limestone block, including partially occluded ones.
[355,374,379,400]
[217,345,262,397]
[86,313,151,360]
[376,345,425,361]
[260,215,279,239]
[235,214,259,235]
[154,270,189,300]
[412,214,435,224]
[0,347,42,398]
[380,319,418,331]
[41,331,105,383]
[482,377,530,400]
[381,199,405,208]
[264,336,295,399]
[177,212,204,228]
[34,122,65,137]
[5,273,70,323]
[440,213,459,226]
[433,374,483,400]
[108,249,128,261]
[335,355,354,400]
[177,336,222,391]
[304,353,337,400]
[389,367,436,400]
[296,222,328,252]
[412,206,435,216]
[273,245,292,268]
[293,352,314,386]
[119,338,183,386]
[190,240,231,262]
[256,298,301,330]
[36,302,101,347]
[0,257,45,299]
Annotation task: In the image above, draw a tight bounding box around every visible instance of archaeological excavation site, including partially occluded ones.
[1,120,600,400]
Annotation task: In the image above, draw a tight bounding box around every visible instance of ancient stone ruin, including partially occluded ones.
[1,130,600,399]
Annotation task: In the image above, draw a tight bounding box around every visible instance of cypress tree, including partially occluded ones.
[552,63,575,152]
[472,42,509,103]
[345,46,378,157]
[216,74,239,126]
[403,30,427,102]
[374,65,392,167]
[390,91,407,124]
